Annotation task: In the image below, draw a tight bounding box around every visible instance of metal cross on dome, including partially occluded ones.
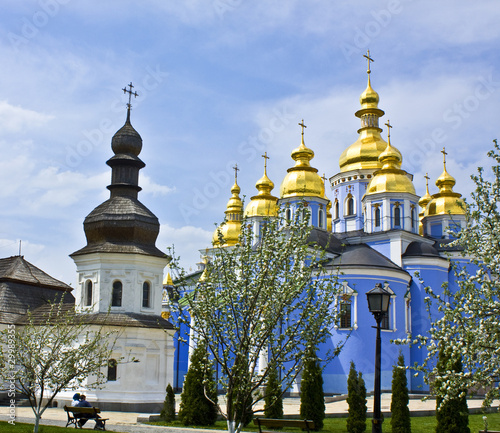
[233,163,240,182]
[298,119,307,136]
[122,82,139,109]
[385,119,392,141]
[363,49,374,74]
[262,152,270,173]
[441,147,448,164]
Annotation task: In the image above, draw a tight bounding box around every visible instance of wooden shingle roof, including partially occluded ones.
[15,303,174,330]
[0,256,71,290]
[0,256,73,324]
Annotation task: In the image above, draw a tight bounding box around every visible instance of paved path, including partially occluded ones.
[1,395,498,432]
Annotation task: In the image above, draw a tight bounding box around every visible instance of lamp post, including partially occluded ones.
[366,283,391,433]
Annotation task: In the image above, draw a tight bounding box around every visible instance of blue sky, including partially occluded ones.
[1,0,499,284]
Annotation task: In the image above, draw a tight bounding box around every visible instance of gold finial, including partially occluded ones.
[385,119,392,142]
[122,82,139,110]
[262,152,270,174]
[363,50,374,74]
[321,173,327,184]
[298,119,307,137]
[233,163,239,183]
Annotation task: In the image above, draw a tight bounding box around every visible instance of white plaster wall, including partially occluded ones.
[72,253,169,316]
[57,325,175,407]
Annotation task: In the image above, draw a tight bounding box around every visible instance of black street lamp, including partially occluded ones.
[366,283,391,433]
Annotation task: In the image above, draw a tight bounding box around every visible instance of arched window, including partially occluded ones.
[301,207,309,224]
[111,281,122,307]
[85,280,92,307]
[394,206,401,227]
[411,206,416,230]
[347,196,354,216]
[334,200,339,219]
[142,281,151,308]
[285,207,291,222]
[340,299,351,328]
[318,209,324,229]
[375,207,381,227]
[381,311,390,330]
[107,359,117,381]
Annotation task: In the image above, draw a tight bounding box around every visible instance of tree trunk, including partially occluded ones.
[227,419,236,433]
[33,414,40,433]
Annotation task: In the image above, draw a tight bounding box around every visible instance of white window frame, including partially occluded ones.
[334,282,358,330]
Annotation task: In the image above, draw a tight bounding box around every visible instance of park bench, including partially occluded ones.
[254,418,315,433]
[64,405,108,430]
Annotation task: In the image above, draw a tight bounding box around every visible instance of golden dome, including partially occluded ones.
[418,173,433,234]
[198,255,209,283]
[213,170,243,246]
[163,272,174,286]
[323,173,332,232]
[365,123,416,196]
[280,121,324,198]
[418,173,432,210]
[244,154,278,218]
[426,149,465,216]
[339,66,387,172]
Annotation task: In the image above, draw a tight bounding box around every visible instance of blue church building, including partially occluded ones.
[166,62,468,396]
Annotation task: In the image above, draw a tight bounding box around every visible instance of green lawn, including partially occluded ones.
[3,413,499,433]
[150,412,500,433]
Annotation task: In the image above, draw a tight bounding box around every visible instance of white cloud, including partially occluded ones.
[0,100,53,133]
[157,223,213,272]
[140,174,176,197]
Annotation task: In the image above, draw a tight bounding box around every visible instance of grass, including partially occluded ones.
[150,412,500,433]
[3,412,499,433]
[0,421,77,433]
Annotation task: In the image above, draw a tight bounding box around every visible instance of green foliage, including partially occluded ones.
[299,345,325,430]
[346,361,367,433]
[391,352,411,433]
[435,348,470,433]
[178,342,218,426]
[160,383,176,422]
[170,203,347,433]
[264,361,283,419]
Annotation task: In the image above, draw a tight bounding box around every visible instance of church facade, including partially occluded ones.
[169,61,468,395]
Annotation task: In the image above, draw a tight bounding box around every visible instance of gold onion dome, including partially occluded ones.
[213,167,243,246]
[365,122,416,196]
[418,173,432,210]
[339,52,388,172]
[426,148,465,216]
[280,120,324,198]
[163,272,174,286]
[244,153,278,217]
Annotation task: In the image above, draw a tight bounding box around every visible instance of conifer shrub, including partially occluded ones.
[390,352,411,433]
[160,383,176,422]
[264,361,283,419]
[178,342,218,426]
[435,348,470,433]
[346,361,367,433]
[300,346,325,431]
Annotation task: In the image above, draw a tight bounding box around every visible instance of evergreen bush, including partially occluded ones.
[435,349,470,433]
[160,383,176,422]
[178,342,218,426]
[390,352,411,433]
[300,345,325,431]
[346,361,367,433]
[264,361,283,419]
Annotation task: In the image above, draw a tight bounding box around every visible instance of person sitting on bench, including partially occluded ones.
[76,395,105,429]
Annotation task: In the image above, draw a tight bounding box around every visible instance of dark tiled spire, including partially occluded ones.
[71,85,164,258]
